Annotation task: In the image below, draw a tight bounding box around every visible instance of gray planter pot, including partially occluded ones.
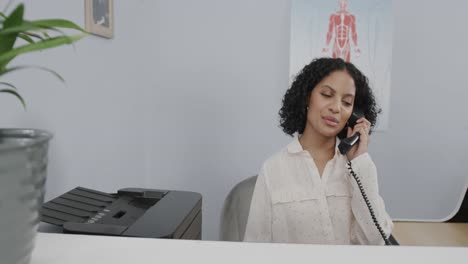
[0,129,52,264]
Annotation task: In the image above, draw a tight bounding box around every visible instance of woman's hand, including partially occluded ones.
[346,117,371,161]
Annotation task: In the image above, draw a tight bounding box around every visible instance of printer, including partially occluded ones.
[40,187,202,240]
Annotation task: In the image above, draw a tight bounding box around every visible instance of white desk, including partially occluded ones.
[32,233,468,264]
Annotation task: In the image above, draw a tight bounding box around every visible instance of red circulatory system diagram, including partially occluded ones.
[322,0,361,62]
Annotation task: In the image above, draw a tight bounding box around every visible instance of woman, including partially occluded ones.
[243,58,393,245]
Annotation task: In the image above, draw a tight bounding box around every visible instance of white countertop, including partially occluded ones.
[32,233,468,264]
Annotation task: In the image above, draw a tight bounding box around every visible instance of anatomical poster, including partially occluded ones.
[290,0,393,130]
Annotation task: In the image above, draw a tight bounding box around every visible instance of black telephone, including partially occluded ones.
[339,108,396,246]
[338,108,364,155]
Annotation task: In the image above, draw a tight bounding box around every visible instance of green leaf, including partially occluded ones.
[18,33,35,44]
[30,19,86,32]
[23,31,45,41]
[0,34,86,68]
[0,88,26,109]
[0,20,77,37]
[0,3,24,54]
[0,82,17,90]
[0,23,45,35]
[0,19,86,36]
[0,65,65,83]
[0,4,26,70]
[3,3,23,27]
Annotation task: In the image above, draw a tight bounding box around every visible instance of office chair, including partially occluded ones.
[219,175,257,241]
[219,175,399,244]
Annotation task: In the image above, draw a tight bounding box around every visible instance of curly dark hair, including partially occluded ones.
[279,57,381,139]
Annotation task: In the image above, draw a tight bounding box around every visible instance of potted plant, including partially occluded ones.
[0,4,86,264]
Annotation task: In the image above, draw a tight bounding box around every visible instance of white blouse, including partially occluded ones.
[243,137,393,245]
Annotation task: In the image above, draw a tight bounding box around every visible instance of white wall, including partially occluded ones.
[0,0,467,240]
[371,0,468,220]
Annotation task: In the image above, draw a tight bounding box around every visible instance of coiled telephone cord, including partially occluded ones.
[347,161,391,246]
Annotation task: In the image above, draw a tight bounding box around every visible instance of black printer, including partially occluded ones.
[40,187,202,240]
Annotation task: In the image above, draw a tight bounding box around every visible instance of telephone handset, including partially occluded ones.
[338,108,364,155]
[339,108,396,245]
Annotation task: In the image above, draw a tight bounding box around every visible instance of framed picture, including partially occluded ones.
[85,0,114,38]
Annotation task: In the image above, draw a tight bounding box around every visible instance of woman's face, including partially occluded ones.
[306,70,356,138]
